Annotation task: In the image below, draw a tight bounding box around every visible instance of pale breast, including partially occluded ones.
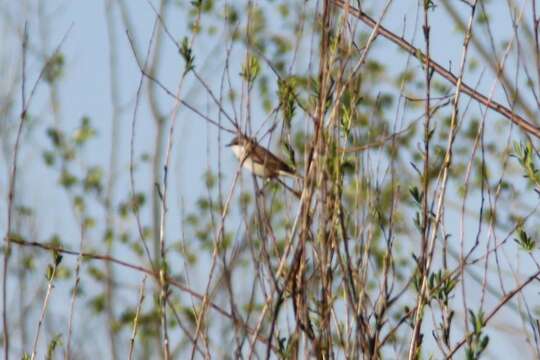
[231,145,271,177]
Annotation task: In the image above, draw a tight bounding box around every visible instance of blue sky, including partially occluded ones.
[1,1,538,358]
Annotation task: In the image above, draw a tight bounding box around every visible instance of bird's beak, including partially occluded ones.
[226,140,234,147]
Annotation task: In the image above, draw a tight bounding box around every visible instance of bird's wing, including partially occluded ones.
[246,140,296,175]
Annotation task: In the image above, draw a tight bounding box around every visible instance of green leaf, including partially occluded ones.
[46,128,64,147]
[73,116,96,145]
[514,228,536,252]
[45,264,55,281]
[60,170,78,189]
[179,37,195,73]
[278,77,297,127]
[89,294,106,313]
[44,53,65,83]
[73,196,85,213]
[54,251,63,266]
[409,186,423,205]
[240,55,260,83]
[204,170,216,189]
[83,166,103,193]
[42,150,56,166]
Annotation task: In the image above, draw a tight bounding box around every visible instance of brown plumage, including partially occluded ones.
[226,134,297,178]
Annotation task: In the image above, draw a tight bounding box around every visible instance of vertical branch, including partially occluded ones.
[125,11,163,357]
[2,22,70,359]
[2,23,28,360]
[128,276,147,360]
[421,3,432,260]
[152,0,205,357]
[103,0,122,358]
[126,18,157,265]
[147,1,167,267]
[145,0,207,355]
[30,253,61,360]
[191,171,242,358]
[410,1,479,357]
[408,1,432,357]
[314,2,332,355]
[147,3,170,355]
[533,1,540,97]
[65,217,87,359]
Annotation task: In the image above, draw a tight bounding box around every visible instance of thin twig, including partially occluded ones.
[30,257,60,360]
[65,217,86,360]
[331,0,540,139]
[125,24,156,266]
[6,235,275,349]
[446,269,540,358]
[128,276,147,360]
[3,23,72,360]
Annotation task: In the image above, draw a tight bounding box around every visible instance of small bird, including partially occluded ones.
[226,134,299,179]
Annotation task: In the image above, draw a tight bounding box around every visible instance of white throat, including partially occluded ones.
[231,144,269,177]
[230,145,246,160]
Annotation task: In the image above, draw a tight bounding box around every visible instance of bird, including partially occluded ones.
[226,134,299,179]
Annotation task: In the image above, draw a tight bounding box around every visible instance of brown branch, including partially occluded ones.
[128,276,147,360]
[125,25,156,267]
[103,0,123,357]
[3,24,72,360]
[408,1,433,356]
[446,269,540,358]
[6,236,277,352]
[331,0,540,139]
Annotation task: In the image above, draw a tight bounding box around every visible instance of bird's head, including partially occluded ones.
[226,134,250,147]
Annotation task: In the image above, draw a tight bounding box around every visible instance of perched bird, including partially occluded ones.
[226,134,299,179]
